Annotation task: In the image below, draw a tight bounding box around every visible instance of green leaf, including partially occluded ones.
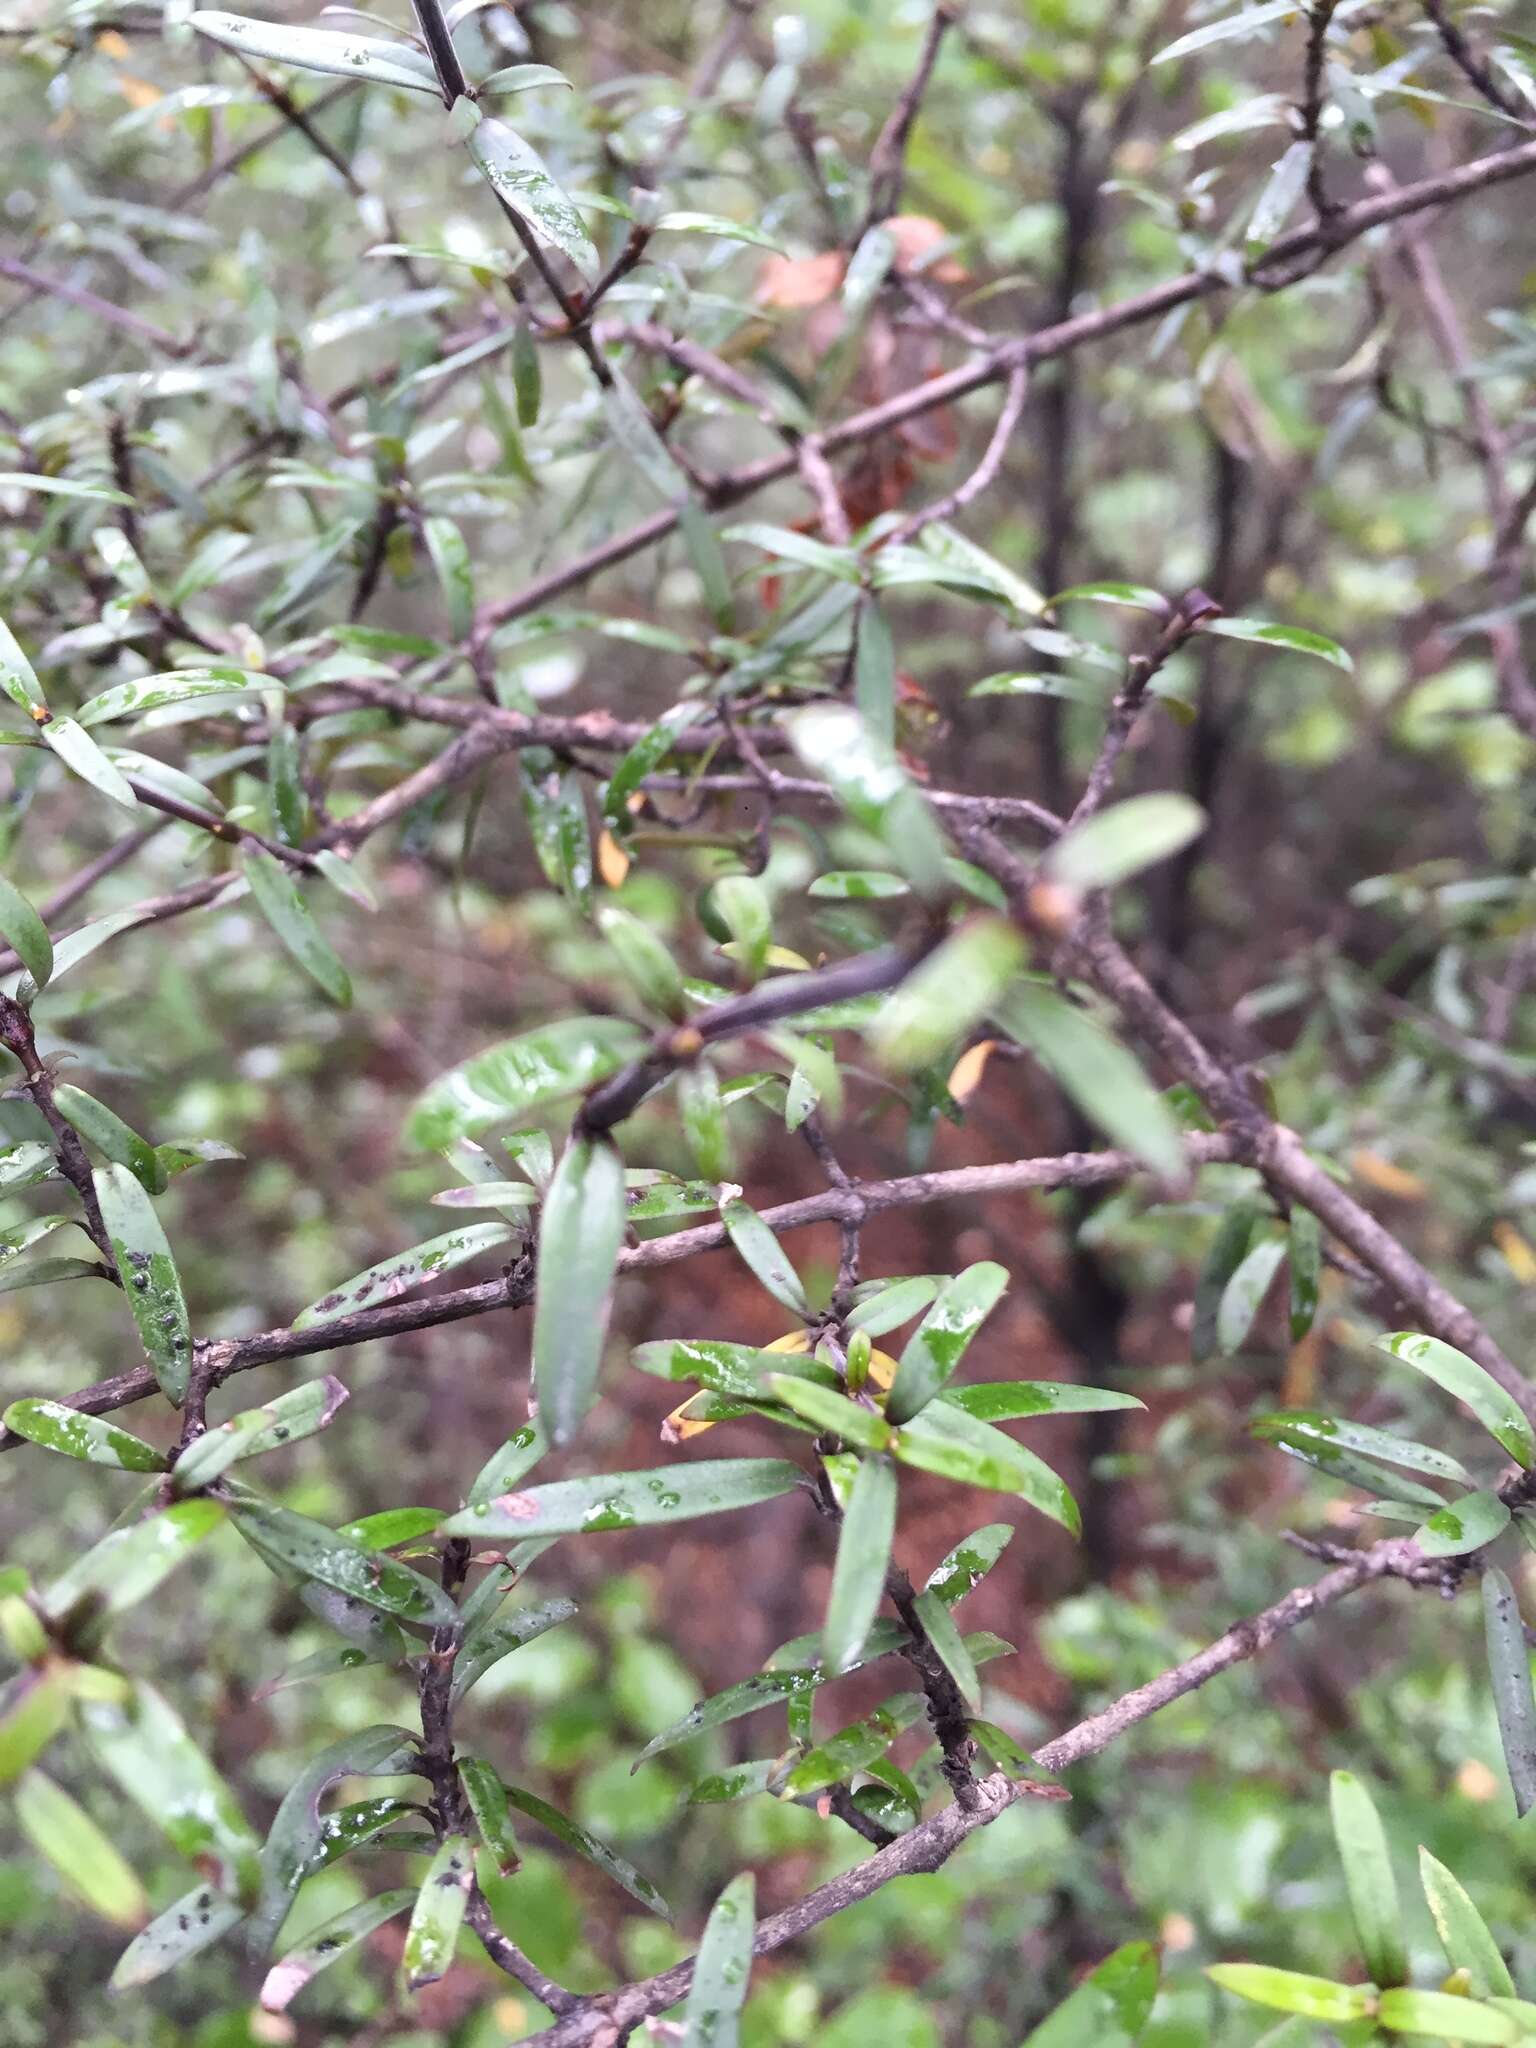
[0,874,51,988]
[767,1377,892,1451]
[1329,1771,1406,1988]
[710,873,772,982]
[892,1404,1080,1537]
[1050,582,1170,613]
[111,1884,245,1989]
[189,11,441,91]
[1483,1566,1536,1817]
[74,668,265,728]
[54,1085,166,1192]
[451,1595,578,1703]
[3,1398,165,1471]
[721,1198,811,1318]
[0,473,133,506]
[520,757,593,913]
[1192,1202,1261,1362]
[0,1213,75,1267]
[422,516,474,641]
[41,1499,224,1627]
[846,1276,943,1336]
[92,1163,191,1402]
[723,523,861,582]
[533,1134,625,1446]
[1049,794,1205,891]
[15,1770,147,1927]
[655,210,784,250]
[603,704,708,826]
[172,1377,350,1490]
[1376,1989,1519,2041]
[1206,1963,1377,2022]
[402,1834,473,1989]
[1202,617,1353,670]
[502,1783,670,1917]
[230,1495,458,1629]
[1416,1489,1511,1558]
[467,118,598,280]
[243,847,351,1007]
[432,1179,538,1215]
[1420,1848,1515,1999]
[1023,1940,1161,2046]
[1251,1410,1472,1489]
[822,1456,896,1674]
[887,1261,1008,1423]
[782,1691,926,1797]
[509,315,542,425]
[259,1890,414,2011]
[407,1017,646,1148]
[1288,1209,1321,1341]
[944,1382,1143,1421]
[340,1506,443,1550]
[467,1417,549,1506]
[43,718,139,808]
[994,983,1183,1178]
[634,1671,826,1769]
[83,1680,261,1904]
[924,1523,1013,1604]
[682,1873,756,2048]
[1153,4,1312,66]
[599,905,685,1018]
[809,870,909,901]
[912,1586,979,1706]
[247,1725,418,1952]
[1247,140,1313,251]
[0,1141,55,1193]
[678,1062,733,1182]
[1376,1331,1536,1469]
[1215,1235,1287,1354]
[789,703,949,897]
[872,920,1027,1074]
[294,1220,516,1329]
[0,613,47,716]
[441,1458,802,1538]
[0,1670,70,1785]
[267,716,305,846]
[854,594,897,748]
[459,1758,521,1874]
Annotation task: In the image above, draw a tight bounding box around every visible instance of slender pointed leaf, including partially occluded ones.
[886,1261,1008,1423]
[502,1783,670,1917]
[0,874,51,988]
[721,1198,810,1318]
[243,847,351,1006]
[459,1758,520,1873]
[534,1134,625,1446]
[1483,1566,1536,1817]
[1376,1332,1536,1469]
[3,1398,165,1472]
[1419,1847,1515,1999]
[15,1770,147,1927]
[260,1889,416,2011]
[230,1495,457,1628]
[682,1873,755,2048]
[42,1498,224,1627]
[407,1018,645,1149]
[823,1456,895,1674]
[442,1458,802,1539]
[995,983,1182,1177]
[295,1220,516,1328]
[1329,1771,1406,1988]
[111,1884,244,1989]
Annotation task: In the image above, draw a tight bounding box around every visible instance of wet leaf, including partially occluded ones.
[467,118,598,279]
[1192,1202,1262,1362]
[995,983,1183,1178]
[502,1783,670,1917]
[1416,1489,1510,1558]
[912,1586,979,1706]
[846,1276,943,1336]
[459,1757,520,1873]
[1251,1410,1471,1489]
[75,668,265,728]
[466,1417,549,1506]
[822,1456,896,1674]
[243,848,351,1007]
[55,1085,166,1192]
[230,1495,458,1628]
[599,904,685,1018]
[294,1220,516,1328]
[1288,1208,1321,1341]
[873,921,1027,1075]
[111,1884,244,1989]
[1216,1235,1287,1354]
[451,1595,578,1703]
[520,756,592,913]
[944,1382,1143,1421]
[261,1890,415,2011]
[172,1378,350,1489]
[408,1017,646,1149]
[1203,617,1352,669]
[1482,1567,1536,1818]
[83,1679,261,1904]
[721,1198,811,1318]
[782,1691,926,1797]
[402,1834,473,1989]
[1050,794,1205,891]
[190,10,441,89]
[0,873,51,988]
[42,1498,224,1629]
[789,703,949,897]
[441,1458,802,1538]
[1376,1332,1535,1468]
[43,718,139,809]
[1024,1941,1160,2045]
[1329,1771,1406,1988]
[534,1134,626,1446]
[887,1261,1008,1422]
[924,1523,1013,1604]
[3,1399,164,1471]
[0,612,47,717]
[892,1404,1080,1536]
[682,1872,756,2048]
[1419,1847,1515,1999]
[15,1770,147,1927]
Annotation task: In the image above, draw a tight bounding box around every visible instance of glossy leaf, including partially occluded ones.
[502,1783,670,1917]
[1215,1235,1287,1355]
[0,1141,55,1193]
[111,1884,244,1989]
[0,873,51,988]
[0,613,45,715]
[1375,1331,1536,1469]
[682,1873,756,2048]
[3,1398,164,1471]
[1377,1989,1518,2041]
[1192,1202,1261,1362]
[1419,1847,1515,1999]
[767,1376,891,1451]
[789,703,949,897]
[887,1261,1008,1423]
[944,1382,1143,1421]
[75,668,264,727]
[912,1586,979,1706]
[459,1757,520,1873]
[243,847,351,1007]
[0,1670,70,1784]
[678,1062,733,1181]
[15,1770,147,1927]
[995,983,1183,1178]
[1288,1209,1321,1341]
[1203,616,1353,670]
[442,1458,802,1539]
[1483,1566,1536,1817]
[466,118,598,279]
[1023,1940,1160,2046]
[925,1523,1014,1604]
[83,1680,261,1904]
[1251,1410,1472,1489]
[846,1276,943,1336]
[533,1134,625,1446]
[407,1017,645,1148]
[294,1220,516,1329]
[189,10,440,89]
[892,1404,1080,1537]
[54,1085,165,1192]
[1206,1963,1377,2022]
[451,1595,578,1703]
[1416,1489,1510,1558]
[172,1377,350,1489]
[599,904,685,1018]
[872,920,1027,1074]
[721,1198,811,1318]
[230,1496,457,1628]
[782,1692,926,1797]
[1329,1771,1406,1988]
[403,1833,473,1989]
[822,1456,896,1674]
[1049,794,1205,891]
[260,1889,415,2011]
[42,1498,224,1627]
[43,717,139,808]
[520,757,592,913]
[603,704,707,826]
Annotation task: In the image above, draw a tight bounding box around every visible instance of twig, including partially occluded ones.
[862,6,956,230]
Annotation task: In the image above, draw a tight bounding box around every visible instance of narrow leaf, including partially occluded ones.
[243,847,351,1007]
[534,1134,625,1446]
[3,1398,164,1471]
[822,1457,896,1674]
[15,1770,147,1927]
[1483,1566,1536,1818]
[682,1873,756,2048]
[94,1163,192,1400]
[1329,1771,1407,1988]
[0,874,51,988]
[1376,1332,1536,1469]
[295,1221,515,1329]
[441,1458,802,1538]
[887,1261,1008,1424]
[407,1017,645,1149]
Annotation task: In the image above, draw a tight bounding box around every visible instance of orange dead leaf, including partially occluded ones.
[1493,1220,1536,1284]
[885,215,967,283]
[947,1039,997,1105]
[1348,1150,1426,1201]
[754,250,846,310]
[597,829,630,889]
[117,75,161,111]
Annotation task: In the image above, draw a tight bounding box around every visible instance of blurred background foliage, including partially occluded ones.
[2,0,1536,2041]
